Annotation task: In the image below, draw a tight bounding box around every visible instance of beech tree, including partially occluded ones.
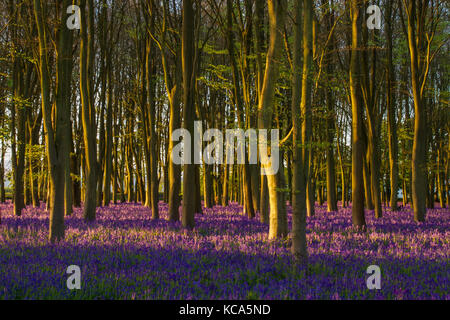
[80,0,98,222]
[258,0,288,239]
[33,0,73,241]
[349,0,366,228]
[181,0,196,229]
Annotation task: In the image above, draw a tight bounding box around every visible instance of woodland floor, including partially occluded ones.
[0,201,448,299]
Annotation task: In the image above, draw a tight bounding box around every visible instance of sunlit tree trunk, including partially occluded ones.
[27,104,42,208]
[255,0,268,221]
[303,0,314,220]
[363,149,374,210]
[361,13,382,219]
[80,0,97,221]
[146,38,159,219]
[336,122,346,207]
[350,0,366,229]
[258,0,288,239]
[404,0,428,222]
[437,150,445,208]
[125,121,134,203]
[168,73,182,220]
[102,57,113,206]
[72,107,82,208]
[33,0,73,241]
[166,53,183,221]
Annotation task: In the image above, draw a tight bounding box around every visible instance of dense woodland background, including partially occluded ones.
[0,0,448,263]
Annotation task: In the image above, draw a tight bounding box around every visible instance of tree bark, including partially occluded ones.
[181,0,196,229]
[386,0,398,211]
[80,0,98,221]
[33,0,73,241]
[258,0,288,239]
[404,0,427,222]
[350,0,366,229]
[324,0,338,212]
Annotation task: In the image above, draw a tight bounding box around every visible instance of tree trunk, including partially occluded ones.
[0,136,5,203]
[405,0,427,222]
[386,0,398,211]
[181,0,196,229]
[260,175,269,224]
[221,164,229,206]
[102,59,113,206]
[33,0,73,241]
[12,59,27,217]
[147,37,159,220]
[80,0,97,221]
[350,0,366,229]
[258,0,288,240]
[167,76,182,221]
[324,0,338,212]
[226,0,254,219]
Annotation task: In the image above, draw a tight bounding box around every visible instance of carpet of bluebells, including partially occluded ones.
[0,200,448,300]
